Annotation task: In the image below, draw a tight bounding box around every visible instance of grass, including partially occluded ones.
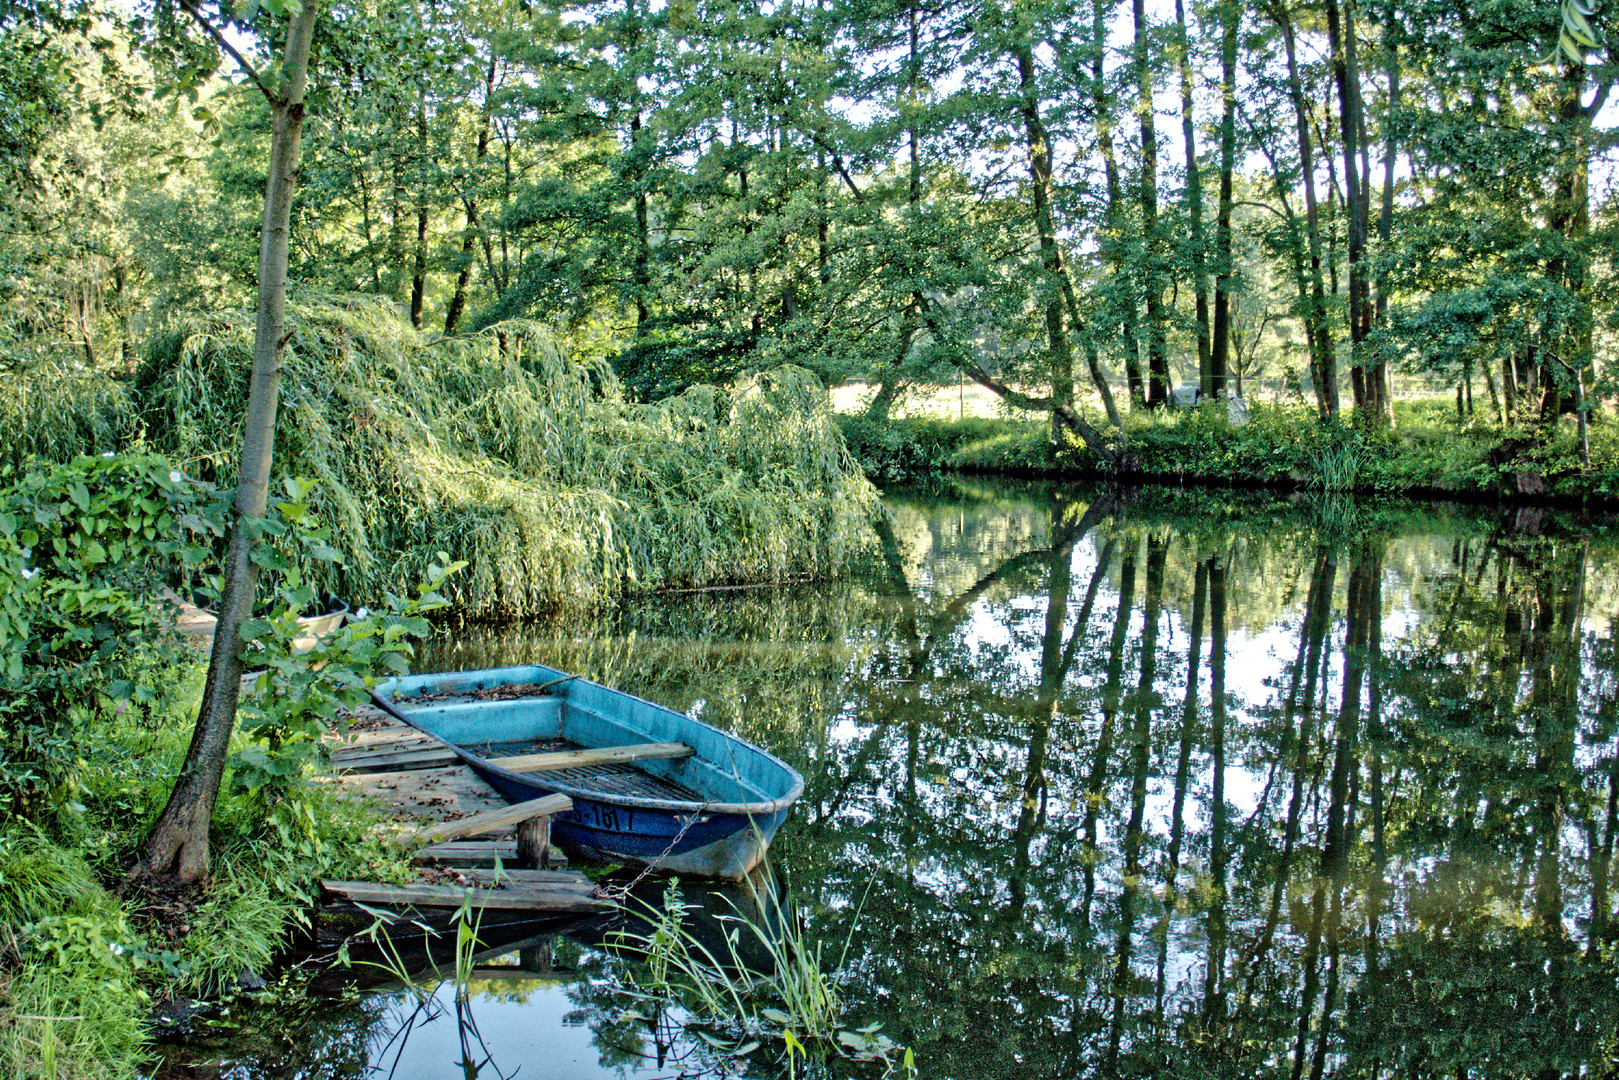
[0,656,411,1079]
[0,830,150,1080]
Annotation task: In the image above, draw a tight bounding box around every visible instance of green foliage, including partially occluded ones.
[846,399,1619,501]
[0,452,217,820]
[133,296,878,616]
[0,829,152,1080]
[838,413,1050,482]
[0,362,140,469]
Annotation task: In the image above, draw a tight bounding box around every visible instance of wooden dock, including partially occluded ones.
[321,701,615,917]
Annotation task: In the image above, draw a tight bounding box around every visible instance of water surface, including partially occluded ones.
[166,480,1619,1079]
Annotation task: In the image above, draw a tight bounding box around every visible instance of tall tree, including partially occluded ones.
[141,0,319,884]
[1131,0,1169,404]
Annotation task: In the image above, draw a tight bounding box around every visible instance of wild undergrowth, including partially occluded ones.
[124,295,880,616]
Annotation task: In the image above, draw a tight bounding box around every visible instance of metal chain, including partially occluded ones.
[593,803,710,902]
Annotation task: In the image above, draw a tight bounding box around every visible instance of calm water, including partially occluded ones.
[164,480,1619,1079]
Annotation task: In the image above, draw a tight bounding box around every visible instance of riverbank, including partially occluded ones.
[836,396,1619,505]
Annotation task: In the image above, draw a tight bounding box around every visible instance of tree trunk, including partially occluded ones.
[1327,0,1375,426]
[1173,0,1211,393]
[1210,0,1238,400]
[1095,0,1144,407]
[409,87,429,330]
[140,0,319,886]
[1014,41,1076,448]
[1276,3,1339,420]
[1133,0,1169,404]
[445,54,496,335]
[1373,1,1398,425]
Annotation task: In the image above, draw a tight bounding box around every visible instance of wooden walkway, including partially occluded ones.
[321,701,614,917]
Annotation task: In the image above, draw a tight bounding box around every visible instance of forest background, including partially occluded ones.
[1,0,1617,1072]
[2,0,1616,497]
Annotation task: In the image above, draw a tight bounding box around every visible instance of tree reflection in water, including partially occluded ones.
[426,481,1619,1080]
[165,481,1619,1080]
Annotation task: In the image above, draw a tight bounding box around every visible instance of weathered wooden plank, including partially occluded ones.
[447,868,590,887]
[337,764,511,825]
[321,879,614,914]
[412,841,519,867]
[331,745,459,773]
[488,741,692,774]
[407,794,573,846]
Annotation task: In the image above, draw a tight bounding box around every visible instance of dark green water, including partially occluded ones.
[163,480,1619,1079]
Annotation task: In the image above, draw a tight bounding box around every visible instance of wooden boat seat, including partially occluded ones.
[468,737,705,802]
[485,741,693,774]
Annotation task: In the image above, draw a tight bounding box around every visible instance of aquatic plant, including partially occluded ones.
[612,876,913,1077]
[132,294,880,617]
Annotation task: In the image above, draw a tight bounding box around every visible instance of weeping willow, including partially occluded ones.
[0,358,141,468]
[128,295,879,617]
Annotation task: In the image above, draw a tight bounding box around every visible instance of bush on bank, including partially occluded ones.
[0,455,419,1079]
[839,397,1619,501]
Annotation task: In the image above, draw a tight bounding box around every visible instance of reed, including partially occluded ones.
[612,874,912,1076]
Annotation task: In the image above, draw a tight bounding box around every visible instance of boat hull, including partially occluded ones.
[373,664,803,880]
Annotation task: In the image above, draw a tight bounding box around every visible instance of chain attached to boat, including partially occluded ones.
[593,803,711,902]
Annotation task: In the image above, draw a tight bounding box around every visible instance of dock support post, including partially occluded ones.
[516,814,552,869]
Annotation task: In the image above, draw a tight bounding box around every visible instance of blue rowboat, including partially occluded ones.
[371,664,804,880]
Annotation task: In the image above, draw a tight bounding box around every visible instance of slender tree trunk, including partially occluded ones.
[1373,1,1398,425]
[1014,42,1078,447]
[1275,4,1339,419]
[357,158,383,293]
[140,0,320,885]
[1210,0,1238,399]
[445,55,496,335]
[1133,0,1170,404]
[389,145,408,303]
[1094,0,1145,407]
[867,4,924,422]
[1327,0,1373,425]
[409,89,429,330]
[1173,0,1210,392]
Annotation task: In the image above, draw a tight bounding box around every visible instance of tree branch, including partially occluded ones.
[1585,73,1614,119]
[179,0,278,106]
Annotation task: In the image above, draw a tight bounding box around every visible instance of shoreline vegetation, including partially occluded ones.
[2,296,882,616]
[835,390,1619,507]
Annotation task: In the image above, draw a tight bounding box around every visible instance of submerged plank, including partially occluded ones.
[488,741,692,774]
[321,879,614,914]
[436,868,594,888]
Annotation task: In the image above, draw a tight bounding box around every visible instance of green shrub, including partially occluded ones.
[0,453,215,819]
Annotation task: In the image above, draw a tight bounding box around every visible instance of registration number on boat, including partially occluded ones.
[564,802,633,833]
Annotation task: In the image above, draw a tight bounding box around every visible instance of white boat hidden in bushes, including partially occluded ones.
[371,664,804,880]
